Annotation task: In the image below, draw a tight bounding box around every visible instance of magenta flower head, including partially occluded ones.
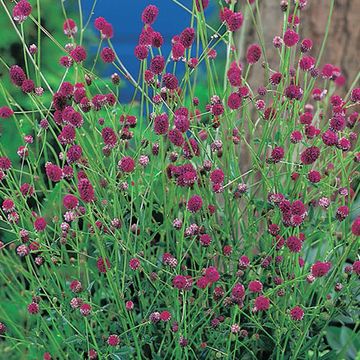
[150,55,165,74]
[195,0,209,11]
[204,266,220,283]
[227,61,242,86]
[0,322,6,335]
[248,280,263,293]
[21,79,35,94]
[283,29,299,47]
[141,4,159,24]
[34,217,47,232]
[9,65,26,87]
[97,257,111,273]
[174,115,190,133]
[286,235,302,253]
[13,0,32,23]
[353,261,360,275]
[350,88,360,103]
[308,170,321,183]
[227,92,241,110]
[100,47,115,63]
[0,157,12,171]
[134,44,148,60]
[285,84,303,100]
[163,73,178,90]
[78,178,95,203]
[311,261,331,278]
[107,334,120,347]
[94,17,113,38]
[180,27,195,48]
[301,38,313,52]
[253,295,270,311]
[290,306,304,321]
[270,147,285,163]
[118,156,135,173]
[246,44,262,64]
[172,42,185,61]
[300,146,320,165]
[153,113,169,135]
[352,217,360,236]
[80,303,92,316]
[227,12,244,32]
[70,46,87,63]
[63,194,79,210]
[27,302,39,314]
[210,168,225,184]
[172,275,187,289]
[63,19,77,37]
[187,195,203,213]
[0,106,14,119]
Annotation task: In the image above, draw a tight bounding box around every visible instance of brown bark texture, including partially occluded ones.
[240,0,360,91]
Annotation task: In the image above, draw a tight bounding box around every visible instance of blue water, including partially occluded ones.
[80,0,216,101]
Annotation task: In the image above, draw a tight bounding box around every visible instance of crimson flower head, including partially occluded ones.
[80,303,92,316]
[283,29,299,47]
[180,27,195,48]
[300,146,320,165]
[286,236,302,253]
[118,156,135,173]
[0,322,6,335]
[227,92,242,110]
[9,65,26,87]
[248,280,263,293]
[187,195,203,213]
[150,55,165,74]
[100,47,115,63]
[352,217,360,236]
[232,283,245,300]
[134,44,148,60]
[63,194,79,210]
[70,46,87,63]
[204,266,220,283]
[78,178,95,203]
[160,310,171,322]
[226,12,244,32]
[70,280,82,293]
[174,115,190,133]
[227,61,242,86]
[94,17,113,38]
[351,88,360,103]
[253,295,270,311]
[301,38,313,52]
[107,334,120,347]
[210,168,225,184]
[129,258,140,270]
[34,217,47,232]
[153,113,169,135]
[270,147,285,163]
[290,306,304,321]
[163,73,178,90]
[27,302,39,314]
[97,257,111,273]
[311,261,331,278]
[13,0,32,23]
[172,275,187,289]
[195,0,209,11]
[246,44,262,64]
[63,19,77,37]
[353,261,360,275]
[0,106,14,119]
[141,5,159,25]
